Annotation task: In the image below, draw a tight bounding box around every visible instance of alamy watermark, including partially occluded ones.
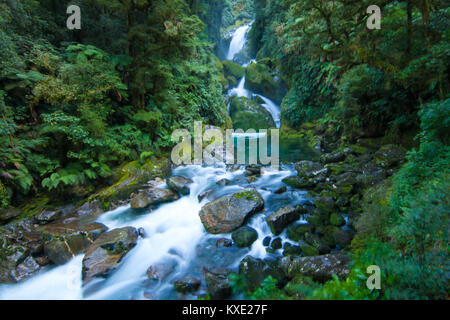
[171,121,280,169]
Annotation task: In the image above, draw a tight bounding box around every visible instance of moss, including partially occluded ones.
[222,60,245,79]
[89,157,171,206]
[229,96,275,130]
[330,213,346,227]
[234,190,258,201]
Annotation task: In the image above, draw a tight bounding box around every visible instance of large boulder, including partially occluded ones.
[238,256,287,292]
[199,188,264,234]
[90,158,171,207]
[166,176,193,196]
[231,226,258,248]
[82,227,138,283]
[280,253,351,282]
[34,210,62,225]
[266,206,301,235]
[130,188,179,209]
[229,96,275,130]
[295,161,324,179]
[244,60,287,104]
[40,219,108,265]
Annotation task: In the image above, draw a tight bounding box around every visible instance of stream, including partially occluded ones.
[0,22,312,300]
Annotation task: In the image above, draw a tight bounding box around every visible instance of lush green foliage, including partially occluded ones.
[0,0,231,207]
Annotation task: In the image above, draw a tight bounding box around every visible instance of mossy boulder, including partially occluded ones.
[174,276,201,294]
[375,144,406,168]
[229,96,275,130]
[82,227,138,284]
[299,243,320,257]
[266,206,301,235]
[232,226,258,248]
[238,256,287,292]
[166,176,193,196]
[244,60,287,104]
[282,176,316,189]
[90,158,171,208]
[223,60,245,79]
[286,223,314,242]
[199,188,264,234]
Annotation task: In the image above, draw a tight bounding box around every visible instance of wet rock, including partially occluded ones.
[90,158,171,206]
[314,196,336,214]
[283,243,302,256]
[147,261,176,282]
[282,176,315,189]
[232,226,258,248]
[34,210,62,225]
[295,161,324,178]
[198,188,216,202]
[203,268,232,300]
[266,206,301,235]
[247,176,257,183]
[286,223,314,242]
[138,227,146,238]
[216,238,233,248]
[0,243,30,283]
[280,253,351,282]
[238,256,287,292]
[75,200,104,218]
[320,152,346,164]
[330,213,346,227]
[130,188,179,209]
[262,236,271,247]
[270,238,282,250]
[0,208,21,225]
[216,179,231,186]
[245,164,261,177]
[35,255,50,266]
[167,176,193,196]
[10,256,40,282]
[199,188,264,234]
[40,220,108,265]
[174,276,201,294]
[274,186,287,194]
[304,233,331,254]
[374,145,406,168]
[82,227,138,283]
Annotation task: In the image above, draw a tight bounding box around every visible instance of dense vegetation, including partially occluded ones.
[236,0,449,300]
[0,0,448,300]
[0,0,237,206]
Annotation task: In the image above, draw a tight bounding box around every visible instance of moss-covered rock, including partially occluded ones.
[232,226,258,248]
[229,96,275,130]
[244,60,287,104]
[330,213,346,227]
[223,60,245,79]
[89,158,171,208]
[286,223,314,242]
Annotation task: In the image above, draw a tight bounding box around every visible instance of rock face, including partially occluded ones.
[375,144,406,168]
[166,176,193,196]
[82,227,138,283]
[232,226,258,248]
[199,188,264,234]
[203,268,232,300]
[239,256,287,292]
[280,253,351,282]
[40,219,108,265]
[130,188,179,209]
[266,206,301,235]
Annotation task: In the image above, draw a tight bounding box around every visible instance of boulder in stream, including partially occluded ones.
[266,205,301,235]
[82,227,138,283]
[199,188,264,234]
[167,176,193,196]
[130,187,179,209]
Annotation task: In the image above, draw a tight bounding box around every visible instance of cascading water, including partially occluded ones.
[226,24,251,61]
[0,164,310,300]
[0,19,304,301]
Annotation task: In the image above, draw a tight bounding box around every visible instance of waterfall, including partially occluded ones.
[254,94,281,129]
[226,24,251,61]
